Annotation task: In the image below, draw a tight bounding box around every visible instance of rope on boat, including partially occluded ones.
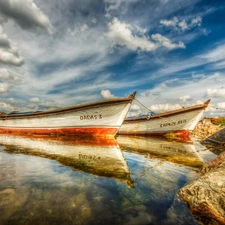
[134,97,164,120]
[134,97,153,113]
[133,97,193,124]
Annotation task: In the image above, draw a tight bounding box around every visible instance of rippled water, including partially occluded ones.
[0,134,217,225]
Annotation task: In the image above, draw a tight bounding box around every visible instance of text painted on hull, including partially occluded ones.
[80,114,102,120]
[160,119,187,127]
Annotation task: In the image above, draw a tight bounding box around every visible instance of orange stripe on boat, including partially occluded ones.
[0,127,118,137]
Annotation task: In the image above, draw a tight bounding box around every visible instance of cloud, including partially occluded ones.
[130,104,140,111]
[151,34,185,50]
[200,43,225,63]
[80,24,88,32]
[132,71,225,118]
[206,88,225,98]
[106,18,158,51]
[104,0,124,11]
[0,68,23,84]
[0,83,9,93]
[160,16,202,32]
[35,100,60,110]
[0,101,13,112]
[104,0,125,17]
[0,0,54,34]
[0,26,24,66]
[29,97,40,103]
[179,95,192,103]
[0,26,10,48]
[0,97,61,113]
[101,89,116,99]
[0,48,24,66]
[216,102,225,110]
[0,68,24,94]
[214,60,225,69]
[106,18,185,52]
[150,103,182,112]
[160,17,179,28]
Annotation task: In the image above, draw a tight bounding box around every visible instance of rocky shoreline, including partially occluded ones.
[179,118,225,225]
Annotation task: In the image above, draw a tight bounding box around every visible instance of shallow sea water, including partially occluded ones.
[0,134,218,225]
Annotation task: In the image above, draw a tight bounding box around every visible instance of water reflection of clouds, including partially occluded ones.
[0,134,208,225]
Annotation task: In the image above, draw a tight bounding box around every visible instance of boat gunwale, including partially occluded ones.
[0,92,136,120]
[124,99,210,123]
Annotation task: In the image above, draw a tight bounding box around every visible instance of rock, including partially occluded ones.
[179,151,225,225]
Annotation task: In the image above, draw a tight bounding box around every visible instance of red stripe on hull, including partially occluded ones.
[0,127,118,137]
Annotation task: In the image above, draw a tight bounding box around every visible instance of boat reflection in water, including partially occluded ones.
[116,135,204,168]
[0,134,133,187]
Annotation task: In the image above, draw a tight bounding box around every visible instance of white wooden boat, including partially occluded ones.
[0,92,136,137]
[0,134,133,186]
[118,100,210,139]
[116,135,204,168]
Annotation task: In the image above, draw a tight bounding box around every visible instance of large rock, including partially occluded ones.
[179,151,225,225]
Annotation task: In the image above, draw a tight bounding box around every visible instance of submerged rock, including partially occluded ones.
[179,151,225,225]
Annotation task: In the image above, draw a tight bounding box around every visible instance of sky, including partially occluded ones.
[0,0,225,117]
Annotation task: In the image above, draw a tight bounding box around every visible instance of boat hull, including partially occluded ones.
[0,93,136,137]
[119,100,210,139]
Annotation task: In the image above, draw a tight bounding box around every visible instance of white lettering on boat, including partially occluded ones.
[160,119,187,127]
[80,114,102,120]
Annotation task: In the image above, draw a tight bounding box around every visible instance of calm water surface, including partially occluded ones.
[0,134,217,225]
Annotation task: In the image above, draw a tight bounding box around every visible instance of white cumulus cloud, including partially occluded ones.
[151,33,185,50]
[29,97,40,103]
[106,18,158,52]
[206,88,225,98]
[0,48,24,66]
[101,89,116,99]
[179,95,192,103]
[216,102,225,110]
[160,16,202,32]
[130,104,140,111]
[106,18,185,52]
[150,103,182,112]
